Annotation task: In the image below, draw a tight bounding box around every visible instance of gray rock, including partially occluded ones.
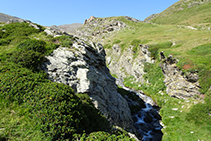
[159,52,201,99]
[41,38,136,133]
[106,44,153,84]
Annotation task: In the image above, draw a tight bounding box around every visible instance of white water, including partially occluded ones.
[116,78,163,141]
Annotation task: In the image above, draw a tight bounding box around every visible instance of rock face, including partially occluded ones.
[106,44,154,84]
[159,52,201,99]
[41,37,135,132]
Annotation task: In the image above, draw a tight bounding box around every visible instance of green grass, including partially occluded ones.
[150,0,211,27]
[122,62,211,141]
[0,100,47,141]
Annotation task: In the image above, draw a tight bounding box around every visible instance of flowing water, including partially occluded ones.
[116,79,163,141]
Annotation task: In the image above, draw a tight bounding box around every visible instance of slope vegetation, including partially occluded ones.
[145,0,211,28]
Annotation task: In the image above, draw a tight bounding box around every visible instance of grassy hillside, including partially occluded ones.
[146,0,211,28]
[98,8,211,140]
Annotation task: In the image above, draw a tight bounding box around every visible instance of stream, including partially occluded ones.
[116,79,163,141]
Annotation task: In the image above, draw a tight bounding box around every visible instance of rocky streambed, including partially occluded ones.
[116,79,163,141]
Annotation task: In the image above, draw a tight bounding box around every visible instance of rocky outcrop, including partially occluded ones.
[44,25,71,37]
[41,37,136,133]
[75,17,127,41]
[106,44,154,84]
[84,16,96,24]
[159,52,201,99]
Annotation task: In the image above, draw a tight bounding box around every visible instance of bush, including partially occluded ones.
[17,39,46,53]
[26,82,84,140]
[9,39,47,70]
[0,22,40,39]
[0,62,47,104]
[10,49,44,70]
[0,38,11,46]
[49,35,74,47]
[0,62,111,140]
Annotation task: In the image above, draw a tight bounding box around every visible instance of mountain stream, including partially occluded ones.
[116,79,163,141]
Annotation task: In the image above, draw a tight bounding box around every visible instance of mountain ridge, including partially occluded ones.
[0,12,20,23]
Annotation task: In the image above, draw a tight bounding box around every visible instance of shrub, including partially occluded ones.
[0,62,110,140]
[17,39,46,53]
[9,39,47,70]
[0,62,47,104]
[0,38,11,46]
[49,35,74,47]
[0,22,40,39]
[26,82,84,140]
[10,49,44,70]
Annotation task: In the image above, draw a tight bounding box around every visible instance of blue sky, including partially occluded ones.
[1,0,179,26]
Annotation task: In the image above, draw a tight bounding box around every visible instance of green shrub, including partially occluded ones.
[0,38,11,45]
[17,39,46,53]
[10,36,29,45]
[26,82,84,140]
[0,62,47,104]
[10,49,44,70]
[0,22,40,39]
[49,35,74,47]
[0,62,111,140]
[9,39,47,70]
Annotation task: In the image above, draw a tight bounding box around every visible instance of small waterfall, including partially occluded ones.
[116,79,163,141]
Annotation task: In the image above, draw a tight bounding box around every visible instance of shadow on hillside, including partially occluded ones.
[0,137,7,141]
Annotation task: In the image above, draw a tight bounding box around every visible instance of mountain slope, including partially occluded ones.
[71,3,211,140]
[0,12,20,23]
[58,23,83,33]
[145,0,211,27]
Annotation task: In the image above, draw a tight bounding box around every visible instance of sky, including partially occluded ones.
[1,0,179,26]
